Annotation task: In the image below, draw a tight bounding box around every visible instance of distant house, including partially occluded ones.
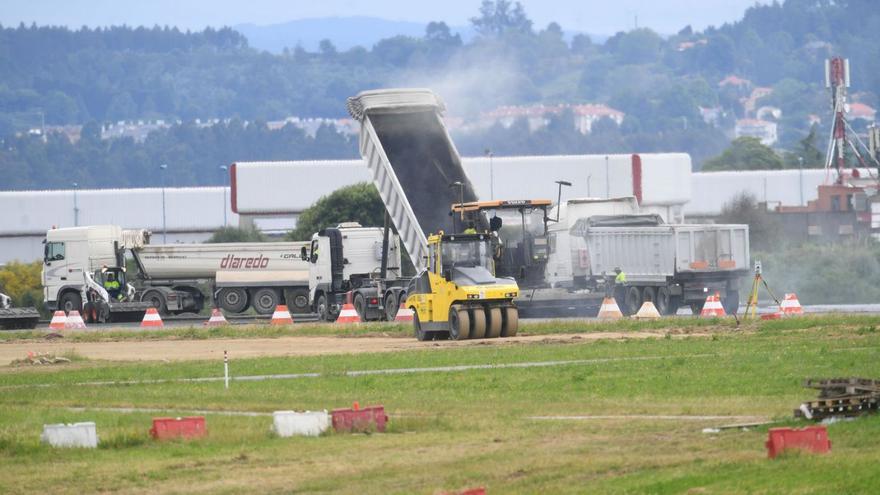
[735,119,778,146]
[699,106,723,126]
[848,102,876,122]
[742,87,773,117]
[570,104,625,134]
[718,75,752,89]
[676,39,707,52]
[480,103,625,135]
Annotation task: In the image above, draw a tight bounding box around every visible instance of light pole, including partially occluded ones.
[219,165,229,227]
[72,182,79,227]
[604,155,610,198]
[159,163,168,243]
[484,148,494,200]
[587,174,592,197]
[798,156,804,206]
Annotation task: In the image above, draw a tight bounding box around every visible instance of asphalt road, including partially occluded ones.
[25,304,880,331]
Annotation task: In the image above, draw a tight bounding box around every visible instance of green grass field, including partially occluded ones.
[1,317,879,494]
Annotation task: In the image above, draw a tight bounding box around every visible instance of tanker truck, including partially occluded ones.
[43,225,311,320]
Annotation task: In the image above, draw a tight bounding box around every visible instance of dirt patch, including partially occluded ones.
[0,331,687,365]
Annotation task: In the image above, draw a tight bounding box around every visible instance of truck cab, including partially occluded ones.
[303,222,403,321]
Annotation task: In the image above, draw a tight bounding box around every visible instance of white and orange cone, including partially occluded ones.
[597,297,624,320]
[49,311,67,330]
[204,308,229,326]
[336,293,361,324]
[700,292,726,318]
[394,302,414,322]
[140,307,164,328]
[270,305,294,325]
[64,310,86,329]
[780,293,804,316]
[634,301,662,320]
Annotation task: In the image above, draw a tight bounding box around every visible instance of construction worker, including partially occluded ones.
[463,221,477,234]
[612,267,627,306]
[103,272,122,300]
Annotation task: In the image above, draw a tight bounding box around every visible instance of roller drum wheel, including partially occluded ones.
[486,306,503,338]
[501,306,519,337]
[448,306,471,341]
[470,307,487,339]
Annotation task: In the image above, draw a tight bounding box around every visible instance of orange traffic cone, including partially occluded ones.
[204,308,228,326]
[49,311,67,330]
[337,292,361,324]
[597,297,624,319]
[634,301,661,320]
[780,293,804,316]
[270,305,294,325]
[140,307,164,328]
[64,310,86,329]
[700,292,726,318]
[394,302,414,322]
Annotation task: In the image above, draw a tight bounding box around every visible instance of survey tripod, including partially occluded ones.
[743,261,781,318]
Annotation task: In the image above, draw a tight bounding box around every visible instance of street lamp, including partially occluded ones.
[219,165,229,227]
[159,163,168,243]
[484,148,494,200]
[586,174,592,197]
[72,182,79,227]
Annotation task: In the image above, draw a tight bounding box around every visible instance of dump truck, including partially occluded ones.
[570,215,750,315]
[43,225,311,320]
[348,88,521,338]
[303,222,407,321]
[0,292,40,330]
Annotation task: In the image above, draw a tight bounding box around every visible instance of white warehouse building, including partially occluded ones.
[0,153,840,264]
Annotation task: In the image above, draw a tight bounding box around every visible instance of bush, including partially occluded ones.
[205,225,267,243]
[0,261,44,313]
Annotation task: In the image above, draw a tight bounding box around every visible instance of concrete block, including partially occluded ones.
[41,422,98,448]
[272,410,330,437]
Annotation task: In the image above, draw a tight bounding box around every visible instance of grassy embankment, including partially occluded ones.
[0,317,878,493]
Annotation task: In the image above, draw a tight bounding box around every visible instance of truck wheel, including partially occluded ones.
[501,307,519,337]
[353,293,367,321]
[448,306,471,340]
[252,288,280,315]
[655,287,673,315]
[317,294,337,322]
[141,290,168,315]
[59,291,82,314]
[625,286,642,315]
[284,288,310,314]
[384,292,399,321]
[218,288,248,314]
[690,301,705,316]
[414,312,430,341]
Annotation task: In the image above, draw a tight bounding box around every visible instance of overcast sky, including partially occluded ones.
[2,0,768,35]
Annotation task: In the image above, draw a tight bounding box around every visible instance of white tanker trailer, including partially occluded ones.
[43,225,310,319]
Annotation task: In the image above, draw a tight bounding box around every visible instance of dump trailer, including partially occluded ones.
[0,292,40,330]
[348,89,521,338]
[571,216,750,315]
[131,240,310,315]
[303,222,406,321]
[43,225,311,320]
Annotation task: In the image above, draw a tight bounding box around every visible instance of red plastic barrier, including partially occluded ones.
[331,405,388,433]
[150,416,207,440]
[766,426,830,458]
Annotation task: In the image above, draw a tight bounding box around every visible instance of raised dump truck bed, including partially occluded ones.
[347,89,479,271]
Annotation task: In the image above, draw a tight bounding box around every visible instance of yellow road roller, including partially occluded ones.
[406,232,519,341]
